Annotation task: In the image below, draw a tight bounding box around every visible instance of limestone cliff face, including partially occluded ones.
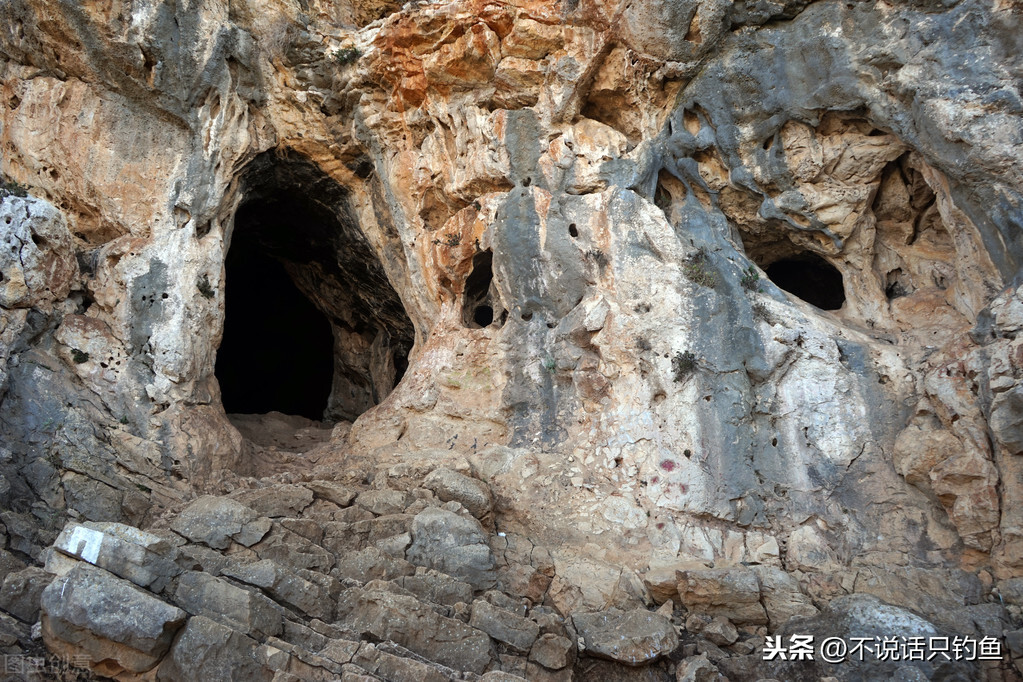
[1,0,1023,661]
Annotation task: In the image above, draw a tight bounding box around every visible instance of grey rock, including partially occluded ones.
[0,548,27,582]
[423,468,494,522]
[40,564,186,675]
[355,489,411,516]
[336,586,492,673]
[703,616,738,646]
[470,599,539,652]
[0,566,52,623]
[52,521,181,591]
[407,507,496,590]
[172,570,282,640]
[0,196,78,309]
[398,568,474,607]
[999,577,1023,606]
[763,594,979,681]
[351,642,451,682]
[229,484,315,518]
[675,653,725,682]
[480,672,529,681]
[250,523,334,573]
[572,608,678,666]
[222,559,334,621]
[171,496,271,550]
[750,565,818,631]
[678,568,768,625]
[335,546,416,583]
[305,481,358,507]
[157,615,273,681]
[528,632,575,670]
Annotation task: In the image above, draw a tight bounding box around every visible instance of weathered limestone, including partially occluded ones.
[172,570,282,640]
[406,508,497,590]
[335,586,492,673]
[573,609,678,666]
[40,564,186,676]
[171,497,271,550]
[677,568,768,626]
[51,522,181,591]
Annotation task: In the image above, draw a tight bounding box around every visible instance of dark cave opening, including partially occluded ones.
[216,226,334,420]
[216,150,415,423]
[462,250,503,329]
[765,253,846,311]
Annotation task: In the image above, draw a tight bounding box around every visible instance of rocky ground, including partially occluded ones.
[2,453,1020,681]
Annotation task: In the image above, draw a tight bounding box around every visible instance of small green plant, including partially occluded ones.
[752,300,769,320]
[541,354,557,374]
[136,483,151,494]
[0,177,28,199]
[331,46,361,65]
[197,274,215,299]
[740,266,762,292]
[672,350,697,382]
[71,348,89,364]
[683,249,717,289]
[443,232,462,247]
[119,416,130,425]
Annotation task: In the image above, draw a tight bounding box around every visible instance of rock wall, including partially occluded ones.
[1,0,1022,678]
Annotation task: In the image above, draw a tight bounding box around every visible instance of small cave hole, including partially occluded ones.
[568,223,578,238]
[765,253,845,311]
[461,250,502,329]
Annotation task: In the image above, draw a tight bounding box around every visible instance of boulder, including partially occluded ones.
[750,565,819,631]
[355,490,410,516]
[172,570,282,640]
[229,484,315,518]
[675,653,726,682]
[335,546,416,583]
[423,468,494,522]
[305,481,358,507]
[470,599,539,652]
[529,633,575,670]
[0,566,53,622]
[250,524,334,573]
[0,196,78,309]
[398,568,474,607]
[702,616,738,646]
[157,615,273,681]
[171,496,271,550]
[351,643,452,682]
[40,564,186,676]
[677,568,768,625]
[52,521,181,591]
[572,608,678,666]
[222,559,335,621]
[336,586,492,673]
[407,508,496,590]
[764,594,980,681]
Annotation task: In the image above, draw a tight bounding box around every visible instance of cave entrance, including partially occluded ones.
[765,253,845,311]
[217,225,334,420]
[216,150,415,423]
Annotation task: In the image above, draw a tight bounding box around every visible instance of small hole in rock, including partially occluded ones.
[568,223,578,238]
[473,305,494,327]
